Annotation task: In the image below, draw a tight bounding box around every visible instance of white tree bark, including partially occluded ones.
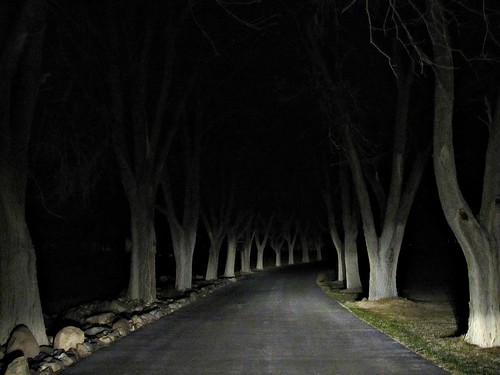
[127,188,157,301]
[224,231,237,277]
[0,0,47,345]
[322,188,346,282]
[340,169,362,290]
[271,235,285,268]
[427,0,500,347]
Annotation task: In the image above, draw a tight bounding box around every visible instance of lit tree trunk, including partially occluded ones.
[300,231,310,263]
[284,219,298,266]
[254,214,273,270]
[256,245,265,270]
[339,51,429,300]
[271,235,285,267]
[201,191,232,280]
[162,112,201,291]
[275,248,282,267]
[0,0,47,345]
[312,228,323,261]
[427,0,500,347]
[240,229,254,274]
[224,230,237,277]
[322,186,346,282]
[205,243,222,280]
[340,169,362,290]
[107,4,189,301]
[223,209,252,277]
[126,185,157,301]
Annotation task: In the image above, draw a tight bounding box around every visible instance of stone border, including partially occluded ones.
[0,277,239,375]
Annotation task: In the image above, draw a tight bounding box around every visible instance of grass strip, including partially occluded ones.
[317,272,500,375]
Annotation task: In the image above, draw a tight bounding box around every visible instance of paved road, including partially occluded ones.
[62,263,448,374]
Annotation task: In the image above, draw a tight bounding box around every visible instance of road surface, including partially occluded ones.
[62,263,448,374]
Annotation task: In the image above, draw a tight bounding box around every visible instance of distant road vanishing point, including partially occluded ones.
[62,263,448,375]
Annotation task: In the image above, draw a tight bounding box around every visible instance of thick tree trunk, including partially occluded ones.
[205,243,221,280]
[427,0,500,347]
[224,233,237,277]
[288,246,295,265]
[323,191,346,282]
[172,232,196,291]
[344,228,361,290]
[256,244,265,270]
[275,249,282,267]
[240,242,252,274]
[368,253,398,300]
[464,239,500,347]
[341,170,361,290]
[301,237,310,263]
[0,0,47,345]
[315,240,322,261]
[0,168,48,345]
[127,190,157,302]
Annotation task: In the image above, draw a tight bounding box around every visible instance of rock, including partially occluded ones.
[85,312,115,325]
[130,315,144,330]
[98,334,115,345]
[7,325,40,359]
[84,326,109,337]
[110,299,129,313]
[39,361,63,373]
[56,352,74,367]
[112,318,131,335]
[188,293,197,302]
[39,345,53,355]
[140,312,156,324]
[53,326,85,351]
[5,355,30,375]
[75,343,92,358]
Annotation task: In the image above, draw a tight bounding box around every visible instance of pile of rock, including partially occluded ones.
[0,278,236,374]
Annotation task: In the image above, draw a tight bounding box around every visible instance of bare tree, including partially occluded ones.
[270,231,285,267]
[240,224,255,273]
[299,2,429,300]
[425,0,500,348]
[223,208,253,277]
[201,186,234,280]
[0,0,48,345]
[106,1,191,301]
[283,218,299,265]
[160,97,202,291]
[254,213,274,270]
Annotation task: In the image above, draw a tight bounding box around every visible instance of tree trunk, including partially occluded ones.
[301,237,310,263]
[341,169,361,290]
[224,232,237,277]
[127,188,157,302]
[0,0,47,345]
[205,242,221,280]
[344,228,361,290]
[323,190,346,282]
[464,239,500,347]
[240,242,252,274]
[172,232,196,291]
[275,249,282,267]
[427,0,500,347]
[288,246,295,265]
[0,168,48,345]
[256,244,265,270]
[315,241,322,261]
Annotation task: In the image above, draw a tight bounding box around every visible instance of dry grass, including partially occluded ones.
[317,272,500,375]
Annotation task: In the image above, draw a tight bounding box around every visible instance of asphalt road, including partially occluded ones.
[62,263,449,375]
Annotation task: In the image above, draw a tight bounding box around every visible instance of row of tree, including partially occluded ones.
[0,0,498,351]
